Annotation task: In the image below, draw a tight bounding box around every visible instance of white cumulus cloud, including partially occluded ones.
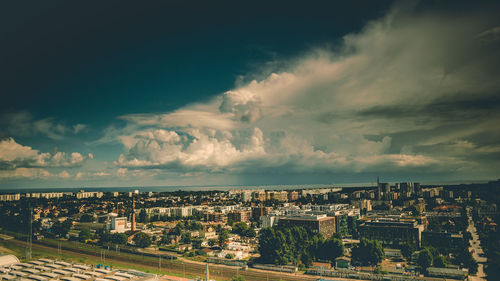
[110,4,500,180]
[0,138,93,179]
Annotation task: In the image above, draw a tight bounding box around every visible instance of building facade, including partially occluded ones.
[358,218,424,246]
[278,214,336,238]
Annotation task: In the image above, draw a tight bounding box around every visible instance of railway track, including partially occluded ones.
[8,238,319,281]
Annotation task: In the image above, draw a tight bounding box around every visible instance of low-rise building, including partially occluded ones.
[228,210,251,222]
[335,256,351,269]
[208,212,225,222]
[427,267,467,279]
[76,191,103,199]
[278,214,336,238]
[108,216,131,233]
[0,194,20,201]
[26,192,64,199]
[358,217,424,246]
[422,231,464,251]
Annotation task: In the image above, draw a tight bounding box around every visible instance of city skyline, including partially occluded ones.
[1,1,500,188]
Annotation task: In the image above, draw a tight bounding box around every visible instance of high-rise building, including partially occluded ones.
[253,190,266,202]
[287,191,299,201]
[400,182,414,195]
[266,191,288,201]
[376,177,382,200]
[131,196,136,232]
[414,182,422,195]
[353,199,372,212]
[260,215,279,228]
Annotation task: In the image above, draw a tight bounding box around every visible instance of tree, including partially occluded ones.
[243,227,256,238]
[401,242,417,259]
[232,222,248,235]
[351,238,384,266]
[79,228,91,242]
[111,233,128,245]
[185,220,202,230]
[138,209,148,223]
[99,230,112,244]
[218,229,229,248]
[159,235,170,246]
[181,232,192,244]
[232,222,257,237]
[318,238,344,262]
[417,249,433,270]
[215,224,223,234]
[258,227,287,264]
[133,232,151,248]
[456,249,477,274]
[80,214,94,223]
[192,238,203,249]
[225,253,234,259]
[33,220,42,234]
[258,225,323,266]
[52,220,71,238]
[433,255,447,268]
[170,223,183,236]
[332,232,342,240]
[374,266,384,275]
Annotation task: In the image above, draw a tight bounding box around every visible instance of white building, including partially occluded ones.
[214,205,238,214]
[241,191,253,202]
[76,191,103,199]
[171,207,192,217]
[108,216,131,233]
[26,192,65,199]
[0,193,20,201]
[353,199,372,212]
[260,215,279,228]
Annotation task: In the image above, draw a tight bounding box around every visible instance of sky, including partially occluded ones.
[1,0,500,189]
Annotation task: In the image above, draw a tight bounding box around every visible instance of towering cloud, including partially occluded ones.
[114,4,500,181]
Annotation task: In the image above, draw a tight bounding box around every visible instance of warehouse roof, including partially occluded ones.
[1,257,156,281]
[0,255,20,268]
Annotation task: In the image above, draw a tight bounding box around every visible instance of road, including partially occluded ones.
[467,207,487,281]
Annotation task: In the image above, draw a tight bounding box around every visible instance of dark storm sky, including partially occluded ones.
[1,0,500,188]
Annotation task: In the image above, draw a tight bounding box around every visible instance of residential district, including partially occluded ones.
[0,180,499,281]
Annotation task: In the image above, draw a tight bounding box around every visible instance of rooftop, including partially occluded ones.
[0,257,157,281]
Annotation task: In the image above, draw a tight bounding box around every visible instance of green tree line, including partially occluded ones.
[258,226,344,266]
